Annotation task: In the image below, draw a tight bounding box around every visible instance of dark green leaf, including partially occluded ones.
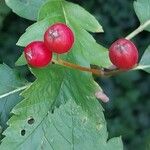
[1,99,123,150]
[0,64,28,128]
[0,0,10,29]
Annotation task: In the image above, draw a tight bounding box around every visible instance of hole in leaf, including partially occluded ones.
[21,129,26,136]
[27,117,35,125]
[51,109,54,114]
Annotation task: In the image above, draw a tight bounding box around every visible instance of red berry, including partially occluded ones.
[109,38,139,70]
[44,23,74,54]
[24,41,52,68]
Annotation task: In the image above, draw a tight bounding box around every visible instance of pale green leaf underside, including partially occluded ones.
[5,0,47,21]
[134,0,150,31]
[136,46,150,73]
[0,64,27,128]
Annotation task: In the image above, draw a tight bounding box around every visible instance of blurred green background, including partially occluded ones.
[0,0,150,150]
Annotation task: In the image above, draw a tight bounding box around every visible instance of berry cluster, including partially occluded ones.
[24,22,139,71]
[24,23,74,68]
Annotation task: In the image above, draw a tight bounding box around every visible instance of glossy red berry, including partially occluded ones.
[109,38,139,70]
[24,41,52,68]
[44,23,74,54]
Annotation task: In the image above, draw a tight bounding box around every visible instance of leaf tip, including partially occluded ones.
[97,26,104,33]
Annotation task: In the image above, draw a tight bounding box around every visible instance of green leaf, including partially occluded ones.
[1,99,123,150]
[136,46,150,73]
[17,18,110,66]
[0,64,28,128]
[0,0,10,29]
[17,1,110,67]
[1,0,122,149]
[17,0,107,67]
[15,54,27,66]
[5,0,47,21]
[0,65,122,149]
[16,16,65,66]
[38,0,103,33]
[134,0,150,31]
[0,125,3,141]
[17,16,64,47]
[71,24,110,67]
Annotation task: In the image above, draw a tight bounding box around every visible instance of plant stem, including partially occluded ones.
[125,19,150,40]
[0,84,31,99]
[52,59,125,77]
[53,59,105,76]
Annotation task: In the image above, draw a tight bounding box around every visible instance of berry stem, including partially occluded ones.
[125,19,150,40]
[53,59,104,75]
[52,59,126,77]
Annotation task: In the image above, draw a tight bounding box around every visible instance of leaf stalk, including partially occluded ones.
[125,19,150,40]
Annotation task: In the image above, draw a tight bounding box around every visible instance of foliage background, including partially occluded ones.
[0,0,150,149]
